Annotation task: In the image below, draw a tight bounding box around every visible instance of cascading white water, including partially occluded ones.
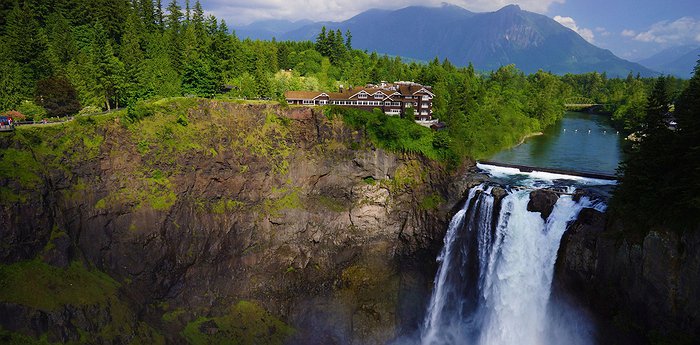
[420,180,600,345]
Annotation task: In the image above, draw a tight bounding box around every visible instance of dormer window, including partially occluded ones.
[358,92,368,99]
[374,93,383,99]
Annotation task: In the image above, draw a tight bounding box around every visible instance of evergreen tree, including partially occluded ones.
[613,76,678,230]
[0,52,24,110]
[91,23,127,109]
[315,26,328,56]
[182,59,216,97]
[142,32,181,97]
[675,61,700,217]
[345,29,352,50]
[165,0,184,72]
[192,1,206,44]
[120,9,147,102]
[155,0,164,30]
[45,12,78,74]
[139,0,155,29]
[331,29,346,64]
[4,2,52,97]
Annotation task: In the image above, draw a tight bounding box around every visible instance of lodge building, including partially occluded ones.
[284,82,435,121]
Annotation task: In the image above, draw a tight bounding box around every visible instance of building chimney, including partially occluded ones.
[339,84,344,93]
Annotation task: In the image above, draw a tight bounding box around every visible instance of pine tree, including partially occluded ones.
[141,32,181,97]
[192,1,206,45]
[155,0,164,30]
[331,29,346,64]
[139,0,155,29]
[45,12,78,74]
[4,2,52,98]
[613,76,679,230]
[345,29,352,50]
[675,61,700,215]
[91,23,126,109]
[120,9,146,102]
[0,41,24,110]
[165,0,184,72]
[315,26,328,56]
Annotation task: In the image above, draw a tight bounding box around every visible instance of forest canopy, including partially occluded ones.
[0,0,688,159]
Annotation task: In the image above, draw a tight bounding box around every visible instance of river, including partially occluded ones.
[488,112,624,176]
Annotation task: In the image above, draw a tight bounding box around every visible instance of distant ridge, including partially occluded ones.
[638,45,700,78]
[233,19,314,41]
[237,3,658,77]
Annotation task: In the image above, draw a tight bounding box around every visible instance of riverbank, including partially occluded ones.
[517,131,544,146]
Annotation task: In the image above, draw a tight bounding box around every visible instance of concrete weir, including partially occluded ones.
[478,161,617,181]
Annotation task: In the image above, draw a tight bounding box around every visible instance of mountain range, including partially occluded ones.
[233,3,657,77]
[638,45,700,78]
[233,19,314,41]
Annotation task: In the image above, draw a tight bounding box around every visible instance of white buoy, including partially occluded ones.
[574,129,578,133]
[563,128,566,132]
[603,130,607,135]
[588,129,591,134]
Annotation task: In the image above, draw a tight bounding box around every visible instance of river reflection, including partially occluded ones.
[489,112,624,175]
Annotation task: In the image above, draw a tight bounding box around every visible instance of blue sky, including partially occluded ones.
[549,0,700,60]
[199,0,700,61]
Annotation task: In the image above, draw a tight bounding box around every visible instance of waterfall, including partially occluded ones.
[420,183,598,345]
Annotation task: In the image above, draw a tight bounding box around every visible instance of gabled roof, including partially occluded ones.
[412,87,435,97]
[384,90,401,97]
[312,93,330,100]
[348,89,371,99]
[284,91,324,100]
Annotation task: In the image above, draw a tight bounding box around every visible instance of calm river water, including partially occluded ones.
[489,112,624,176]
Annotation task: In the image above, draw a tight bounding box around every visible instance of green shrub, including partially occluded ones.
[325,106,449,162]
[124,101,155,124]
[16,100,46,121]
[78,105,102,116]
[182,301,294,345]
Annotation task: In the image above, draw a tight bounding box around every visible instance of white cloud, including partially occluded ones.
[200,0,566,25]
[629,17,700,44]
[553,15,595,43]
[595,27,610,37]
[621,29,636,37]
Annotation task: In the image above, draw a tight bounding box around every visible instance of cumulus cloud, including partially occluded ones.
[553,15,595,43]
[628,17,700,44]
[199,0,566,25]
[595,27,610,37]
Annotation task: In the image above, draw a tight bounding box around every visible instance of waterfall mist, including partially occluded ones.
[417,183,598,345]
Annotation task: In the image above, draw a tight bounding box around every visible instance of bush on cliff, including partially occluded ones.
[325,106,457,164]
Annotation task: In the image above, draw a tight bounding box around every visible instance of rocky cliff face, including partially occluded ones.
[555,209,700,343]
[0,100,473,344]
